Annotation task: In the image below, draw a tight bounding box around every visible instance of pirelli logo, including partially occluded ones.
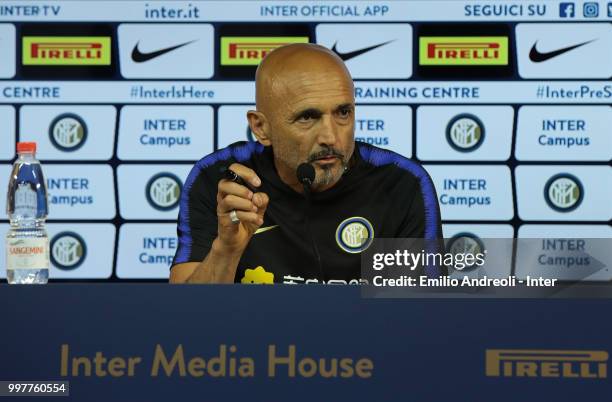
[220,36,309,66]
[486,349,608,379]
[419,36,508,66]
[22,36,112,65]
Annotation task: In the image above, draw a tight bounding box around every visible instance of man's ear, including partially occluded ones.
[247,110,272,146]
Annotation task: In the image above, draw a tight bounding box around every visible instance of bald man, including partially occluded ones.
[170,43,442,284]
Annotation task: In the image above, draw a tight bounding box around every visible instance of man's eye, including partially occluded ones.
[338,108,352,118]
[298,112,316,121]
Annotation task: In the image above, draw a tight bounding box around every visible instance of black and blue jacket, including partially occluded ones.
[172,141,443,284]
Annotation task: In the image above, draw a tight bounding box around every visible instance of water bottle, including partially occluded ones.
[5,142,49,284]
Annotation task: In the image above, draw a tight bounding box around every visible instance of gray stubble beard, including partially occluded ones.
[312,158,349,190]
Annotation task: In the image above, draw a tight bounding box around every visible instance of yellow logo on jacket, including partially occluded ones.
[241,266,274,284]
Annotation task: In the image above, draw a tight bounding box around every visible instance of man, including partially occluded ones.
[170,43,442,284]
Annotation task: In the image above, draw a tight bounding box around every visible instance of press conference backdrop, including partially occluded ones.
[0,1,610,281]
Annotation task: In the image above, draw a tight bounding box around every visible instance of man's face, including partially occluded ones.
[265,67,355,192]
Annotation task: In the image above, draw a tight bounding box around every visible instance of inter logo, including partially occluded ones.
[486,349,608,378]
[419,36,508,66]
[22,36,111,66]
[146,173,182,211]
[446,114,485,152]
[50,231,87,270]
[544,173,584,212]
[336,217,374,254]
[446,232,485,271]
[49,113,87,152]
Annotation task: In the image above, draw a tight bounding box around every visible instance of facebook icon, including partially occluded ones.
[559,2,575,17]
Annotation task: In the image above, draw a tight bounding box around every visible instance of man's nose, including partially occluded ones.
[317,115,338,146]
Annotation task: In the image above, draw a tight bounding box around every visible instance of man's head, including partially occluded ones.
[247,43,355,193]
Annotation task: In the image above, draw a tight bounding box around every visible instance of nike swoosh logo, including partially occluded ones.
[131,40,196,63]
[254,225,279,235]
[331,40,394,62]
[529,39,595,63]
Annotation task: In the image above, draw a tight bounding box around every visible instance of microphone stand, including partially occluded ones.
[300,177,325,283]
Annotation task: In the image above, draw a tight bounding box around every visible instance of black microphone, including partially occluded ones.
[296,163,315,190]
[296,162,324,281]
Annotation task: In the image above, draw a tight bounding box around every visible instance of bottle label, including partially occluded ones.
[6,237,50,270]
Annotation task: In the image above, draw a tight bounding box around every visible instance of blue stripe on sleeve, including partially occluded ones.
[358,144,442,277]
[358,144,439,240]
